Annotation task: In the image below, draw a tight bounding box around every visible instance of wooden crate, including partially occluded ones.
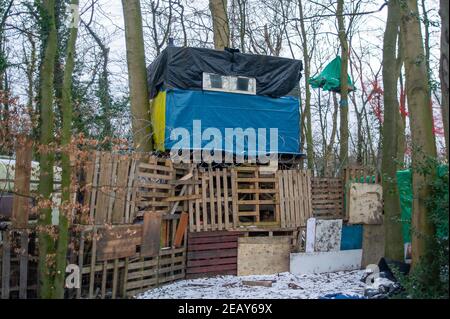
[278,169,312,228]
[186,231,240,278]
[311,177,344,219]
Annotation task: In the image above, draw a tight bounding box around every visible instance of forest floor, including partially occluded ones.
[135,270,369,299]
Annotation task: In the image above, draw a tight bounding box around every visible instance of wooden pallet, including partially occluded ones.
[135,157,175,217]
[188,168,235,232]
[186,231,240,278]
[82,152,137,224]
[278,169,312,228]
[232,167,279,226]
[75,213,187,299]
[124,247,186,298]
[311,177,344,219]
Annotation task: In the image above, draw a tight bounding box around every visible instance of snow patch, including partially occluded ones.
[135,270,367,299]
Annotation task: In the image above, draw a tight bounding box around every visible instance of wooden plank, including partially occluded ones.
[111,157,130,224]
[76,231,84,299]
[186,263,236,274]
[101,261,107,299]
[188,181,194,232]
[201,172,208,232]
[166,194,201,202]
[188,230,241,238]
[89,228,97,299]
[231,169,238,227]
[187,257,237,267]
[242,280,273,287]
[106,154,119,223]
[1,231,11,299]
[216,169,223,230]
[188,242,238,251]
[125,158,137,223]
[174,212,188,248]
[12,135,33,228]
[208,170,216,231]
[141,212,162,257]
[111,259,119,299]
[95,152,112,224]
[187,249,237,260]
[194,170,201,232]
[19,231,28,299]
[278,171,286,228]
[188,235,240,244]
[223,169,230,229]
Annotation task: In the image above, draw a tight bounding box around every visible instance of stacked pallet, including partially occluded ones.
[186,231,240,278]
[82,152,137,224]
[231,167,279,226]
[135,157,175,216]
[278,170,313,228]
[311,177,344,219]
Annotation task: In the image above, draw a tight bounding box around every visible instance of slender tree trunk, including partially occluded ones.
[37,0,58,299]
[440,0,449,160]
[53,0,79,298]
[122,0,152,152]
[209,0,230,49]
[400,0,438,273]
[382,0,403,262]
[325,92,339,177]
[298,0,314,171]
[337,0,349,171]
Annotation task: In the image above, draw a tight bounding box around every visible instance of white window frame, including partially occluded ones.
[202,73,256,95]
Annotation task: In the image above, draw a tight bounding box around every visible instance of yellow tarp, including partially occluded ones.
[151,90,166,151]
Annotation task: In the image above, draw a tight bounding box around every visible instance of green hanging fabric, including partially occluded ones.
[309,56,355,93]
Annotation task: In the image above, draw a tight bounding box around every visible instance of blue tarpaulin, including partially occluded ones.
[164,88,301,155]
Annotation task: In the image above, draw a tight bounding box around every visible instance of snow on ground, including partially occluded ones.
[136,270,367,299]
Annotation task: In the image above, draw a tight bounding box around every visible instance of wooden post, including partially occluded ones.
[12,135,33,228]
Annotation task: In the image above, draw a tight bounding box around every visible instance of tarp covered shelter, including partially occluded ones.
[147,47,304,155]
[309,56,355,93]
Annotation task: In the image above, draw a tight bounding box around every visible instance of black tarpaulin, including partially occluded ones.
[147,46,303,99]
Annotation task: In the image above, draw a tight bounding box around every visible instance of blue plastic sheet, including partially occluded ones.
[164,88,301,155]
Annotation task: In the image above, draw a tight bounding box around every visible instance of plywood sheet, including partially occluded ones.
[348,183,383,224]
[141,212,162,257]
[290,249,362,274]
[237,236,290,276]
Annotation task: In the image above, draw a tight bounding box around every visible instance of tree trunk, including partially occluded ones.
[324,92,339,177]
[400,0,438,272]
[122,0,152,152]
[337,0,349,172]
[209,0,230,50]
[381,0,403,262]
[440,0,449,160]
[37,0,58,299]
[53,0,79,298]
[298,0,314,172]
